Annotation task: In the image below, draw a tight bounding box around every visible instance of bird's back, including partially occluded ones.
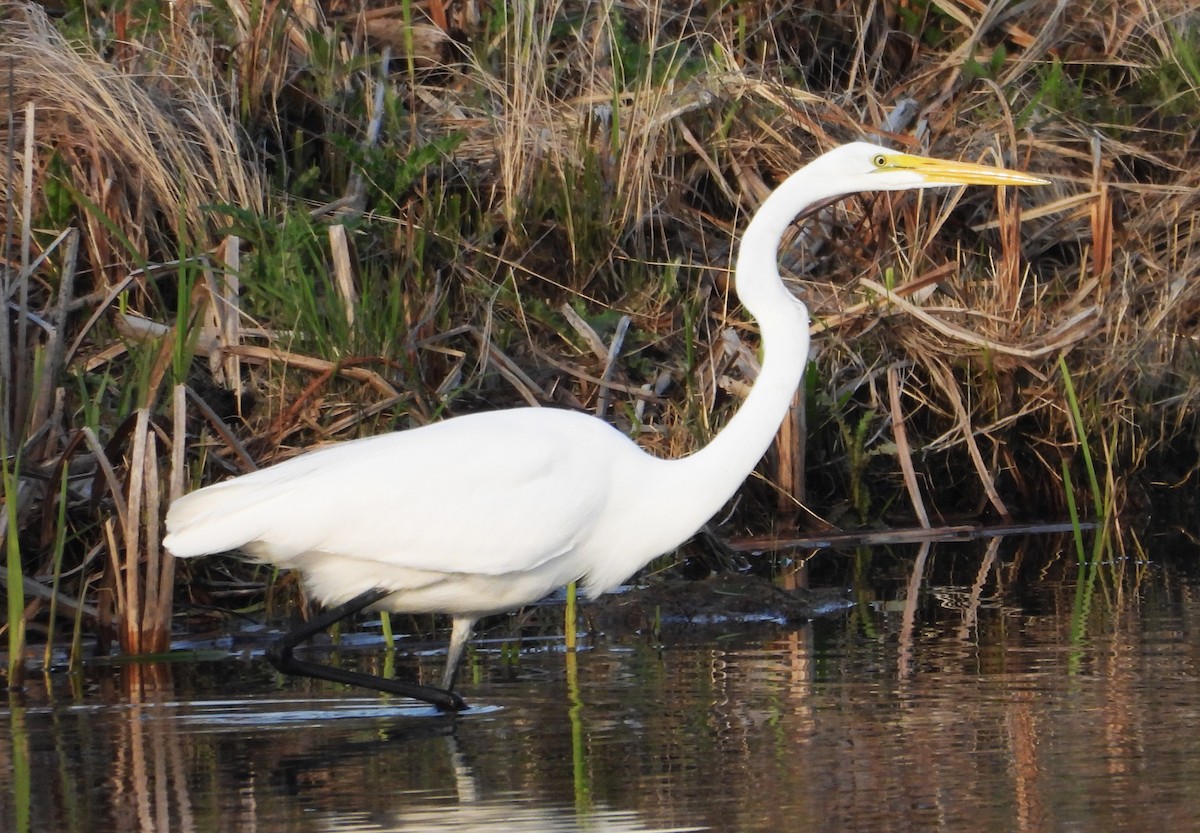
[164,408,650,598]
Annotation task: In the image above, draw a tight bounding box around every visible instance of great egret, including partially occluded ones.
[164,142,1046,711]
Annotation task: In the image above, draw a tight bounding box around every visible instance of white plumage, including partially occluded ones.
[166,408,696,611]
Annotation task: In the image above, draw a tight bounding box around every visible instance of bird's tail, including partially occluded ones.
[162,480,263,558]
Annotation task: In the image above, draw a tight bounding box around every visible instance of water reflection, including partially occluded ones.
[4,538,1200,832]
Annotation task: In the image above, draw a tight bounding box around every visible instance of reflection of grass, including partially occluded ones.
[850,548,879,640]
[4,1,1200,666]
[8,695,31,833]
[1062,463,1097,651]
[565,580,591,816]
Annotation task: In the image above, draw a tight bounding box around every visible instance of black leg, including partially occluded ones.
[266,588,468,712]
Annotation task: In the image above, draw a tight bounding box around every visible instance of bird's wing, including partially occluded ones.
[165,409,626,577]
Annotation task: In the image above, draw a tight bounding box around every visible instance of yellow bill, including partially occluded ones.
[873,151,1049,187]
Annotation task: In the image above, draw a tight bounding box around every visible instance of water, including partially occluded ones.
[5,540,1200,832]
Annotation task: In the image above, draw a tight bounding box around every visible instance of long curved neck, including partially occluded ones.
[658,168,838,538]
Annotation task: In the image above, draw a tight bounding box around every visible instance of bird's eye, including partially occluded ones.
[873,154,888,167]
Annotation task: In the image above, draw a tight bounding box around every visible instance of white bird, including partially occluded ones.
[164,142,1046,710]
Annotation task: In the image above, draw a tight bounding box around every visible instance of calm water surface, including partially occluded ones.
[5,539,1200,832]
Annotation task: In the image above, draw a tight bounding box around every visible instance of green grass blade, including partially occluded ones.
[3,453,26,687]
[1058,356,1103,518]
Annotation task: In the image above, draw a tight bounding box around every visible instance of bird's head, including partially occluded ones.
[734,140,1049,300]
[815,141,1049,192]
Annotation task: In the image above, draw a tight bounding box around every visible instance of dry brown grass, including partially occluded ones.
[0,4,261,282]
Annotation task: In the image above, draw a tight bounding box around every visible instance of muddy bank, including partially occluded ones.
[582,574,854,635]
